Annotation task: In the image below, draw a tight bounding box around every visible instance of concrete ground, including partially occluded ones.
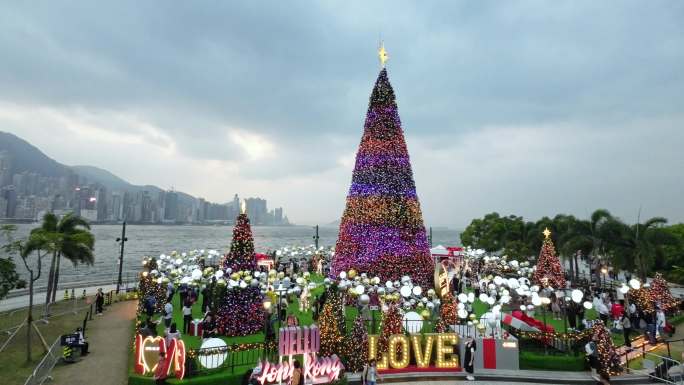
[51,300,137,385]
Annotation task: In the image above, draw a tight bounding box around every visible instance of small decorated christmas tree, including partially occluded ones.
[342,315,369,372]
[223,209,257,272]
[629,286,655,315]
[591,321,622,379]
[532,228,565,289]
[319,287,344,357]
[378,303,403,356]
[137,271,166,315]
[649,273,679,311]
[440,292,458,326]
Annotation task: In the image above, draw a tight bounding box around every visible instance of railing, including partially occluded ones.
[628,351,684,384]
[188,343,277,377]
[23,337,62,385]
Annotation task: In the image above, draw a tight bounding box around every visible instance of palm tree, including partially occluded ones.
[605,217,678,280]
[38,213,95,314]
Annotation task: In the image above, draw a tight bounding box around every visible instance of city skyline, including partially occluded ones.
[0,2,683,227]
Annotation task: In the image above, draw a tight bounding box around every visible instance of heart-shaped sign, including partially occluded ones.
[135,335,165,374]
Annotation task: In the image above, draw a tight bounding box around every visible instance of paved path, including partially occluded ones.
[51,300,137,385]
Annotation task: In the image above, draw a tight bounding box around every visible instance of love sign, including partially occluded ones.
[134,334,186,379]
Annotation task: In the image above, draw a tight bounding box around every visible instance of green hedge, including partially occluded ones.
[519,351,587,371]
[129,372,242,385]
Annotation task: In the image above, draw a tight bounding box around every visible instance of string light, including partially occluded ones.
[367,335,389,369]
[387,335,410,369]
[435,333,459,368]
[330,68,433,288]
[532,230,565,288]
[341,315,369,372]
[319,287,344,357]
[411,335,433,368]
[378,304,403,358]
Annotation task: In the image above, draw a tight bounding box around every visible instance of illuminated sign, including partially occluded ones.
[257,325,342,384]
[368,333,460,370]
[134,335,186,379]
[502,341,518,348]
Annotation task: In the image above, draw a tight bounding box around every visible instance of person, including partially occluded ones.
[179,283,188,306]
[551,298,561,320]
[290,359,303,385]
[202,313,218,339]
[464,336,477,381]
[153,352,168,385]
[95,288,105,315]
[362,359,381,385]
[643,310,657,344]
[145,294,157,319]
[628,300,639,330]
[596,298,609,325]
[657,308,666,339]
[165,323,181,347]
[75,327,89,355]
[163,300,173,329]
[201,285,211,313]
[182,300,193,334]
[166,282,175,303]
[567,301,577,330]
[139,318,158,337]
[585,338,598,377]
[620,311,632,347]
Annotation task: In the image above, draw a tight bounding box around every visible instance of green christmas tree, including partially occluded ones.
[223,212,256,272]
[342,315,369,372]
[591,321,622,379]
[649,273,679,311]
[319,287,344,357]
[440,292,458,326]
[378,304,403,355]
[532,228,565,289]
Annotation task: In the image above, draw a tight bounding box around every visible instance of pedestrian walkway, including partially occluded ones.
[50,300,137,385]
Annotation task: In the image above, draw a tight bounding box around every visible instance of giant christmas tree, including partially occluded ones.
[331,48,433,288]
[223,210,257,272]
[532,228,565,289]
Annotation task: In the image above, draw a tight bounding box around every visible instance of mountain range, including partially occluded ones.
[0,131,197,204]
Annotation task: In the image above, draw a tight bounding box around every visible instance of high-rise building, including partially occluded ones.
[164,190,178,221]
[245,197,267,225]
[96,186,108,221]
[2,186,17,218]
[274,207,283,225]
[111,192,123,221]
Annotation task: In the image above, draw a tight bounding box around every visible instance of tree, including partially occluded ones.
[19,226,52,362]
[649,273,679,311]
[440,292,457,326]
[39,213,95,311]
[342,315,369,372]
[330,68,433,288]
[0,225,21,299]
[591,321,622,379]
[378,304,403,356]
[604,217,677,279]
[532,229,565,289]
[319,287,344,357]
[222,212,256,272]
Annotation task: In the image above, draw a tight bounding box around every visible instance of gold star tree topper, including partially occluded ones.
[543,227,551,239]
[378,42,389,67]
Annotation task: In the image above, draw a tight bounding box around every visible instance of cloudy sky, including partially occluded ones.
[0,1,682,227]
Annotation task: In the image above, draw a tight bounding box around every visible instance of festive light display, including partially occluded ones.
[137,272,166,315]
[649,273,679,311]
[330,68,433,288]
[591,321,622,378]
[134,334,186,379]
[440,292,458,326]
[319,288,344,357]
[216,285,264,336]
[222,213,257,272]
[378,304,403,357]
[342,315,369,372]
[367,333,460,370]
[629,286,655,315]
[532,229,565,289]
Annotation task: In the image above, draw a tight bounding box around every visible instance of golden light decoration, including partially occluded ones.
[387,335,410,369]
[543,227,551,238]
[348,269,357,279]
[411,335,434,368]
[435,333,459,368]
[378,41,389,67]
[367,335,389,369]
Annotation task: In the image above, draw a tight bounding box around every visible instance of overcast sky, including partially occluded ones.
[0,1,683,227]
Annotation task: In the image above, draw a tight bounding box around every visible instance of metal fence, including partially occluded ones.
[629,351,684,384]
[189,344,278,377]
[23,336,62,385]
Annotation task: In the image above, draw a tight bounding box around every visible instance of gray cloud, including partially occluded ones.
[0,1,682,226]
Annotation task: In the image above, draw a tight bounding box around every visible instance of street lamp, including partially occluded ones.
[600,267,608,290]
[115,221,128,294]
[540,295,551,355]
[262,298,272,358]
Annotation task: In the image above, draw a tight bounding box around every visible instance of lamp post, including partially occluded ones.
[540,295,551,355]
[262,298,272,359]
[313,225,320,249]
[115,221,128,294]
[601,267,608,291]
